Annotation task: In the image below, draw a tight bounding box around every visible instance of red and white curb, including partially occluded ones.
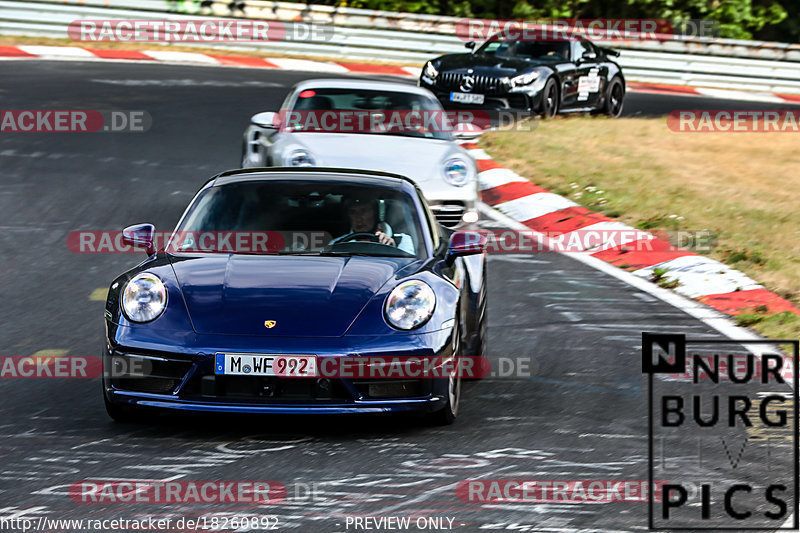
[462,142,800,318]
[625,82,800,104]
[0,45,422,77]
[3,45,800,104]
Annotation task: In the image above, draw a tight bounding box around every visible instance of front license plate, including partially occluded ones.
[450,92,485,104]
[215,353,318,378]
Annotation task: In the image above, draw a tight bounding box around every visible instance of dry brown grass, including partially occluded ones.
[482,117,800,337]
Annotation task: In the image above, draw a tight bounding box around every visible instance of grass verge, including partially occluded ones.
[481,116,800,340]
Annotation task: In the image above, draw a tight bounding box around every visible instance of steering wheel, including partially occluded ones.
[337,232,382,243]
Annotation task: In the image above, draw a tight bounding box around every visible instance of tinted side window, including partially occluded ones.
[573,40,595,61]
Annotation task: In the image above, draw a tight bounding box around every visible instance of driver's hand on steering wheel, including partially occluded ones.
[375,230,395,247]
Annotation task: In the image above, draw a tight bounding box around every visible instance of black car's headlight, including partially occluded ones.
[384,280,436,330]
[423,61,439,80]
[443,158,470,187]
[285,149,316,167]
[510,72,540,87]
[121,273,167,323]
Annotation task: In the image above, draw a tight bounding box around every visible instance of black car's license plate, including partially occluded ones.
[450,92,485,104]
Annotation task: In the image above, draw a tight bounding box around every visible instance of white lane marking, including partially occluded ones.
[632,254,762,298]
[141,51,220,64]
[477,167,528,190]
[266,58,349,73]
[694,87,788,103]
[0,507,49,521]
[494,192,578,222]
[17,46,95,58]
[632,292,657,302]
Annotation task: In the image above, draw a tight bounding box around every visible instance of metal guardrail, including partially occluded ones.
[23,0,800,61]
[2,0,800,94]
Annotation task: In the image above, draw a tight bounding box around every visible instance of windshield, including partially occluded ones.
[284,88,452,141]
[171,180,425,258]
[478,39,571,61]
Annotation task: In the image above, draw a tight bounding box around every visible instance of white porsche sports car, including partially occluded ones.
[241,79,480,228]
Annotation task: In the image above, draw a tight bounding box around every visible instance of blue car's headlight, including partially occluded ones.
[285,149,316,167]
[443,158,470,187]
[384,280,436,330]
[121,273,167,323]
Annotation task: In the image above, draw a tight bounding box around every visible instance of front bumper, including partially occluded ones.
[420,79,542,113]
[103,328,454,415]
[108,390,445,415]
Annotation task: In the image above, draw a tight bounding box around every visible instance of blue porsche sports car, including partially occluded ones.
[103,168,487,425]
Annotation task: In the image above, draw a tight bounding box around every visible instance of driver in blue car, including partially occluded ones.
[331,196,415,255]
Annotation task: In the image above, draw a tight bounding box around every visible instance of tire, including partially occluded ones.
[540,78,559,119]
[603,77,624,118]
[429,320,462,426]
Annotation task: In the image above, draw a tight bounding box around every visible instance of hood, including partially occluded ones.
[288,134,466,182]
[435,53,555,75]
[168,254,404,337]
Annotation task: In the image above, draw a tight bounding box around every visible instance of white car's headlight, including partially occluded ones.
[510,71,540,87]
[443,158,470,187]
[285,149,316,167]
[121,273,167,323]
[384,280,436,330]
[423,61,439,80]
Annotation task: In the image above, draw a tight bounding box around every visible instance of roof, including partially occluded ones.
[291,78,432,97]
[207,167,419,190]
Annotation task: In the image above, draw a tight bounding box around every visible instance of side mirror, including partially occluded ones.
[446,231,486,265]
[250,111,278,129]
[465,41,476,51]
[122,223,155,255]
[578,50,597,63]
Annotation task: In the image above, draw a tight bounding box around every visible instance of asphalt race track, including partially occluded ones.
[1,61,798,532]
